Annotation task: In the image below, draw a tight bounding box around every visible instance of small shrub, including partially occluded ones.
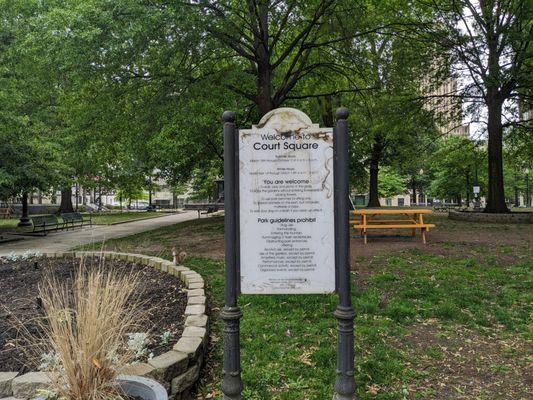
[127,332,152,360]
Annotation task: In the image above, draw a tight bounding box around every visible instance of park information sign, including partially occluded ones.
[238,108,335,294]
[220,107,356,400]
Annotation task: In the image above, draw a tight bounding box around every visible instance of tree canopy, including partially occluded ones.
[0,0,531,212]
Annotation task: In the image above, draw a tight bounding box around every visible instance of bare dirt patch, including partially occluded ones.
[350,214,532,267]
[401,321,532,399]
[98,214,532,267]
[101,216,225,261]
[0,256,187,373]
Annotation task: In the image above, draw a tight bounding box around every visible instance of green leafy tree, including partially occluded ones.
[428,136,486,204]
[342,0,440,207]
[190,0,368,116]
[503,127,532,205]
[0,0,66,220]
[378,168,407,198]
[420,0,532,212]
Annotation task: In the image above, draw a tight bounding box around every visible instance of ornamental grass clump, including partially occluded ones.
[36,259,144,400]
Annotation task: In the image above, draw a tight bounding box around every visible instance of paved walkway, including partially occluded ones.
[0,211,198,256]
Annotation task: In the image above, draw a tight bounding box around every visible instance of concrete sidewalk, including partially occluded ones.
[0,211,198,256]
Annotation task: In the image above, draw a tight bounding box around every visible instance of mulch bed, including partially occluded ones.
[0,256,188,373]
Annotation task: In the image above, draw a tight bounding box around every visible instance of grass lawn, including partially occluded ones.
[78,214,532,400]
[0,218,31,234]
[0,218,19,230]
[88,211,167,225]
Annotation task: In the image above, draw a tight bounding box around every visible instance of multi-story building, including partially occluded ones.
[425,76,470,137]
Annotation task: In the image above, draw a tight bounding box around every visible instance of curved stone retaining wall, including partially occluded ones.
[0,251,208,400]
[449,210,533,224]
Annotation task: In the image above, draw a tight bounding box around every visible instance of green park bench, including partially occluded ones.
[61,212,92,229]
[30,215,63,235]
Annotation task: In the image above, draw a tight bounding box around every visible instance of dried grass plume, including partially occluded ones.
[35,257,144,400]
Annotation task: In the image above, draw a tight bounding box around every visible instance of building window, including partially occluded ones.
[398,198,405,206]
[386,199,392,206]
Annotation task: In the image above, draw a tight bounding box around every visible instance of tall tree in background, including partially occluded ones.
[192,0,374,117]
[21,0,226,192]
[422,0,532,212]
[341,0,440,207]
[0,0,65,220]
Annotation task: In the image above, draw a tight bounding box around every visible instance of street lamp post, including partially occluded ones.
[473,184,481,211]
[418,168,424,205]
[473,160,481,212]
[18,192,32,227]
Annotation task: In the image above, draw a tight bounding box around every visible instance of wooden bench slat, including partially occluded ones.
[352,209,433,215]
[352,224,435,229]
[351,219,417,224]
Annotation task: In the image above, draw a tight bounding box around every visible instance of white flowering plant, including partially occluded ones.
[159,330,172,345]
[1,250,43,263]
[127,332,152,360]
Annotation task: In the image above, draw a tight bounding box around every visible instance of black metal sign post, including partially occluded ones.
[221,108,356,400]
[333,108,357,400]
[221,111,243,400]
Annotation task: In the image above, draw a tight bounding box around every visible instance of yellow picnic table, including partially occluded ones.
[350,209,436,244]
[0,207,11,219]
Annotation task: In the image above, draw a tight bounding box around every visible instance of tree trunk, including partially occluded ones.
[97,186,102,210]
[465,171,471,205]
[484,96,509,212]
[255,2,273,116]
[367,157,381,207]
[18,192,32,227]
[257,66,273,116]
[319,95,334,127]
[367,138,383,207]
[526,174,530,207]
[74,184,79,211]
[59,187,74,213]
[411,177,417,206]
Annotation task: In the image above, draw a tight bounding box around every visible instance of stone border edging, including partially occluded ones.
[0,251,208,400]
[449,210,533,224]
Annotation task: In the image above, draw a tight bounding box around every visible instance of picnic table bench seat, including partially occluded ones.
[0,208,12,219]
[351,209,436,244]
